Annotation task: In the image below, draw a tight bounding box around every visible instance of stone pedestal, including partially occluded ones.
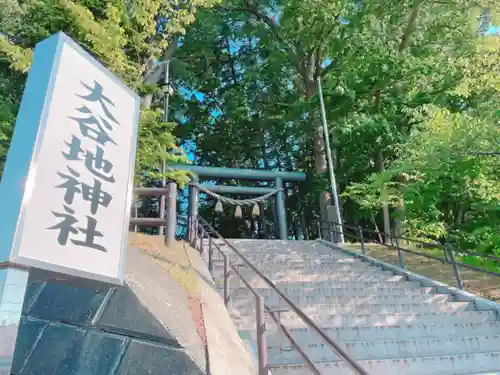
[0,268,29,375]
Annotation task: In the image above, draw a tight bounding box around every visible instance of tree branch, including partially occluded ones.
[464,151,500,156]
[221,3,303,72]
[399,2,421,52]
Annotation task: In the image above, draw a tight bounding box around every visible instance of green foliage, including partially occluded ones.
[168,0,500,249]
[136,108,190,185]
[0,0,220,184]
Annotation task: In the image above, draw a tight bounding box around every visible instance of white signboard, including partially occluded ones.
[0,32,139,285]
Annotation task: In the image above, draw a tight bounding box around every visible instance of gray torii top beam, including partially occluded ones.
[169,164,306,182]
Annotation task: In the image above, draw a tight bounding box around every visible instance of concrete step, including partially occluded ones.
[202,240,350,258]
[266,281,432,296]
[208,255,374,266]
[231,302,475,328]
[259,321,500,344]
[269,273,407,283]
[260,302,473,320]
[238,311,496,329]
[252,262,377,271]
[208,261,381,277]
[276,274,408,284]
[229,290,456,306]
[279,301,473,315]
[212,249,352,260]
[214,274,410,290]
[245,286,434,302]
[239,311,496,334]
[273,279,418,289]
[211,269,408,290]
[267,334,500,364]
[268,352,500,375]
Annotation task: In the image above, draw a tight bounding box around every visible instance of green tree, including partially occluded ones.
[0,0,220,184]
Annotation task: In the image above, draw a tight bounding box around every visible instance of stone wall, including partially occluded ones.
[11,240,256,375]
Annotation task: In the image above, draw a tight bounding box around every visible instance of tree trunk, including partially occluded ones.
[260,130,270,169]
[454,201,466,228]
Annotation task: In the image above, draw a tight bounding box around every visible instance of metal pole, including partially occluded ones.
[317,76,344,243]
[163,60,171,121]
[165,181,177,246]
[447,244,464,290]
[159,158,166,236]
[0,267,29,375]
[394,229,405,269]
[359,226,366,255]
[188,184,199,244]
[256,295,268,375]
[258,202,267,238]
[295,218,303,240]
[223,255,229,306]
[300,211,309,240]
[199,227,204,254]
[133,195,138,233]
[159,61,170,237]
[208,237,214,275]
[275,177,287,240]
[193,217,199,248]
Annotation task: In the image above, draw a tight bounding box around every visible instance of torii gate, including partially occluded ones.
[169,164,306,240]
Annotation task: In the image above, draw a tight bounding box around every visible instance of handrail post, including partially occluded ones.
[199,226,204,254]
[317,221,322,240]
[223,254,230,306]
[165,181,177,246]
[188,217,194,246]
[394,229,405,269]
[192,217,198,247]
[443,247,450,263]
[188,216,192,243]
[208,237,214,275]
[358,225,365,255]
[447,243,464,290]
[256,295,268,375]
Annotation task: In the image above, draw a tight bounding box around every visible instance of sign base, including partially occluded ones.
[0,267,29,375]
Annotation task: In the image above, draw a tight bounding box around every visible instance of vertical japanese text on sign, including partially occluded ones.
[49,81,118,252]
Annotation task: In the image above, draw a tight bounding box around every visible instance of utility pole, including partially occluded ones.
[317,76,344,243]
[159,60,171,236]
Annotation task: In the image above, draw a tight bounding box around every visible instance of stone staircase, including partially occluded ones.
[203,239,500,375]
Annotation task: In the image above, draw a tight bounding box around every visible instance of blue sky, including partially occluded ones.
[487,25,500,35]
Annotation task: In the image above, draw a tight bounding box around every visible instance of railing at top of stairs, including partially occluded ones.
[317,220,500,290]
[191,216,370,375]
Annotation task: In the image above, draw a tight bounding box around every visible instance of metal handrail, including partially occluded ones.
[194,216,370,375]
[197,224,321,374]
[317,220,500,291]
